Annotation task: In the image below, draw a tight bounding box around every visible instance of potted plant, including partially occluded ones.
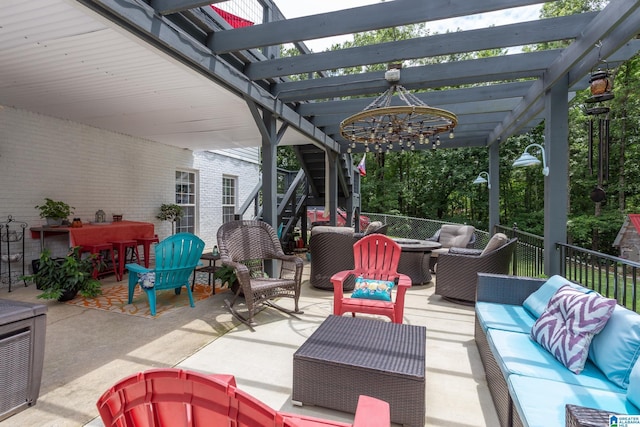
[157,203,183,235]
[213,265,241,295]
[23,247,102,301]
[35,198,74,226]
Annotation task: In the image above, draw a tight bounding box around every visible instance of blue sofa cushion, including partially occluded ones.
[626,359,640,408]
[508,375,639,427]
[475,302,536,334]
[487,328,624,392]
[589,305,640,390]
[530,285,616,374]
[523,275,587,319]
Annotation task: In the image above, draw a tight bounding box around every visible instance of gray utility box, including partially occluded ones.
[0,299,47,421]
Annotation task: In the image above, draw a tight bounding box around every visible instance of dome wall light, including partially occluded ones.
[472,171,491,189]
[512,143,549,176]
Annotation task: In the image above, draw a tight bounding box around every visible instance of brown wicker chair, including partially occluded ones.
[216,220,304,326]
[309,223,389,291]
[435,236,517,304]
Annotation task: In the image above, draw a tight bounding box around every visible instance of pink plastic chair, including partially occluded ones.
[331,234,411,323]
[96,368,389,427]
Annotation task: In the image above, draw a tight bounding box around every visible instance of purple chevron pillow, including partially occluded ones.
[530,285,616,374]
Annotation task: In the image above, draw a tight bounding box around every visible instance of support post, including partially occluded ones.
[544,75,569,276]
[488,142,500,235]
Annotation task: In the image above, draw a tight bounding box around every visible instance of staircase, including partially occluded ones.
[238,145,360,252]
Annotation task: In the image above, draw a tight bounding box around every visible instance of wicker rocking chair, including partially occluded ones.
[217,220,304,327]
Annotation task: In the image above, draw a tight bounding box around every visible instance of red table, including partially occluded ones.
[31,220,155,252]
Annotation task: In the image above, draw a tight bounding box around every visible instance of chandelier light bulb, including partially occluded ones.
[339,74,458,151]
[449,129,455,139]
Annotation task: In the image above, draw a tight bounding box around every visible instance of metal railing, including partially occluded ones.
[558,243,640,312]
[365,213,640,313]
[495,224,544,278]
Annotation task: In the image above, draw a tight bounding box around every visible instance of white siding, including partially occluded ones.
[0,107,259,288]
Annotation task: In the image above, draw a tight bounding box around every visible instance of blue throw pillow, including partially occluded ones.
[589,305,640,389]
[351,276,394,301]
[523,275,589,318]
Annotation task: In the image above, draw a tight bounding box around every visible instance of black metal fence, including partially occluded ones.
[557,243,640,312]
[366,213,640,313]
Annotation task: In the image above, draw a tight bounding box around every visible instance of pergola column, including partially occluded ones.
[488,142,500,234]
[544,74,569,275]
[246,99,280,229]
[326,150,338,226]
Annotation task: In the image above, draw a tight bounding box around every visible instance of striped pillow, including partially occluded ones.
[530,285,616,374]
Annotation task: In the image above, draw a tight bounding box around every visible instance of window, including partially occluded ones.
[175,170,196,234]
[222,176,236,223]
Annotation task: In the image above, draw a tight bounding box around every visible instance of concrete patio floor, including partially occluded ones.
[0,261,499,426]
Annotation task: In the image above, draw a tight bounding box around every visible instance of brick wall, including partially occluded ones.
[0,107,259,287]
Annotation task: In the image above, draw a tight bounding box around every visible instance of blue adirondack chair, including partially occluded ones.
[125,233,205,316]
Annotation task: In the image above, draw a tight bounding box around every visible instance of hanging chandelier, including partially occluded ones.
[339,64,457,153]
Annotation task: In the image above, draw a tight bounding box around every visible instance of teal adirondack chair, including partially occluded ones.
[126,233,205,316]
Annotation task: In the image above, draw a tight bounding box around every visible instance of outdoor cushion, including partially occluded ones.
[310,226,354,236]
[589,305,640,389]
[508,375,638,427]
[437,224,475,248]
[363,221,384,234]
[138,272,156,289]
[626,358,640,408]
[523,275,586,319]
[487,328,623,392]
[447,247,483,256]
[475,301,536,334]
[530,285,616,374]
[480,233,508,256]
[351,276,394,301]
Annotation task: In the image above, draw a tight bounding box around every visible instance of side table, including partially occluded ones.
[191,252,220,292]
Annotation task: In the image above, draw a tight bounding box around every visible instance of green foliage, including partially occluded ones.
[23,247,103,300]
[157,204,183,222]
[35,198,74,219]
[213,265,237,287]
[567,210,624,255]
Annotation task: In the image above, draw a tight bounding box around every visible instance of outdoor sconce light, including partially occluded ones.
[472,171,491,189]
[512,143,549,176]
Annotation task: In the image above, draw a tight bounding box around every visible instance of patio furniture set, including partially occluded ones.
[475,272,640,426]
[97,221,427,426]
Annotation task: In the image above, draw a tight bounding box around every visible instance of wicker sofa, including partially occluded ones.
[434,234,517,304]
[475,273,640,427]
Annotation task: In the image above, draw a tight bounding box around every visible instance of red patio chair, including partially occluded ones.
[96,368,390,427]
[331,234,411,324]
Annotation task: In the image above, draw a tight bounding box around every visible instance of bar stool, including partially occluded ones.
[110,240,139,281]
[80,243,117,280]
[136,235,159,268]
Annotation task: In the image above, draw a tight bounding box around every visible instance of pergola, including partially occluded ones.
[1,0,639,274]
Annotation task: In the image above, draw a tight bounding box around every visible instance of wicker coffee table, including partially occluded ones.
[292,315,426,427]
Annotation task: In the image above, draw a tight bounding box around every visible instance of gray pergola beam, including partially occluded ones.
[246,13,596,80]
[298,81,535,117]
[210,0,555,54]
[489,0,640,145]
[275,50,559,102]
